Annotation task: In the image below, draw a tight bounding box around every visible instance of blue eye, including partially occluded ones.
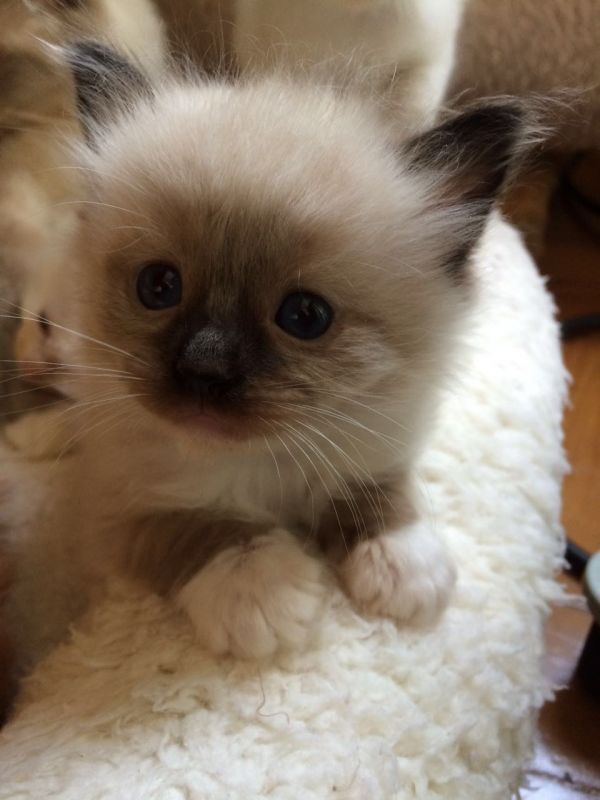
[137,262,182,310]
[275,291,333,340]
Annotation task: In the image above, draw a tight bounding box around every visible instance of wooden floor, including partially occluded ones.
[519,155,600,798]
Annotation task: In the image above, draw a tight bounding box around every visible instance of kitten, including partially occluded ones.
[3,43,528,667]
[233,0,468,132]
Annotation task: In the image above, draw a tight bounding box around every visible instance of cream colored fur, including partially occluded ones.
[234,0,467,131]
[175,529,327,659]
[1,67,525,670]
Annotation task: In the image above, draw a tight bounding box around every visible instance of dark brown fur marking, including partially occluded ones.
[121,512,267,595]
[317,476,416,563]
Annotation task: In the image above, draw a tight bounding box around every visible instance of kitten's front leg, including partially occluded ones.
[319,479,456,626]
[123,516,326,659]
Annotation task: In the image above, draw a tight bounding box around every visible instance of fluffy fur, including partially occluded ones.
[233,0,468,131]
[1,42,530,675]
[0,216,568,798]
[5,0,468,386]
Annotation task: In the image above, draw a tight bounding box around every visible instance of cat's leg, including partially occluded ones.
[318,478,456,626]
[387,43,458,134]
[122,514,327,659]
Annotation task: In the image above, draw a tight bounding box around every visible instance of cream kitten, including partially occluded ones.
[3,44,528,669]
[233,0,468,132]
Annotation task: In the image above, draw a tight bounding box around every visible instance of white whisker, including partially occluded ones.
[270,427,315,535]
[261,430,284,521]
[0,300,149,368]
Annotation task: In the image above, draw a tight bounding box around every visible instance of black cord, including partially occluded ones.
[561,313,600,340]
[559,151,600,239]
[565,539,590,579]
[560,153,600,216]
[556,154,600,339]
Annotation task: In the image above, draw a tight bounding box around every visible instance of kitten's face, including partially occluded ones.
[57,59,524,450]
[66,88,455,443]
[92,198,402,441]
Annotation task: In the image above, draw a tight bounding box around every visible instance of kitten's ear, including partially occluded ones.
[63,41,152,141]
[49,0,87,8]
[402,103,530,277]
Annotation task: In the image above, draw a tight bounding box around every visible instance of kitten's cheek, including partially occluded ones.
[339,522,456,626]
[174,529,327,659]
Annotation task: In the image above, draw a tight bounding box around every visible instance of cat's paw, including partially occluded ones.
[175,530,326,659]
[339,521,456,626]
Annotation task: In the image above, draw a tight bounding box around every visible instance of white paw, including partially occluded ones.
[175,529,326,659]
[339,521,456,626]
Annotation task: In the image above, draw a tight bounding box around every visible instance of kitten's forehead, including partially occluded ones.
[87,82,410,299]
[177,200,313,305]
[100,182,320,304]
[92,82,399,226]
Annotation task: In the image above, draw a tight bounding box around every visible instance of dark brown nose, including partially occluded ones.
[174,325,244,401]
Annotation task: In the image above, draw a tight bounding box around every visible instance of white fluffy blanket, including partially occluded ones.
[0,217,567,800]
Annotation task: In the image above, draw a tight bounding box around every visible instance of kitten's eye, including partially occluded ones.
[275,291,333,340]
[136,262,182,310]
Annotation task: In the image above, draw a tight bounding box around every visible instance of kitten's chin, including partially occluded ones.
[139,394,272,444]
[184,410,254,442]
[156,404,259,444]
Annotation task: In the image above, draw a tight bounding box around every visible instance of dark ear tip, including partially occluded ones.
[64,40,152,140]
[456,101,530,147]
[405,99,537,187]
[63,40,123,71]
[50,0,87,9]
[441,101,530,150]
[459,101,527,128]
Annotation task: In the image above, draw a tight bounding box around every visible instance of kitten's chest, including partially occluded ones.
[94,440,325,531]
[199,452,319,528]
[84,418,398,532]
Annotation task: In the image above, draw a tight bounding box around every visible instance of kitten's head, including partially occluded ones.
[53,45,528,451]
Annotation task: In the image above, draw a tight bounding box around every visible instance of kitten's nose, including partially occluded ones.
[175,325,244,401]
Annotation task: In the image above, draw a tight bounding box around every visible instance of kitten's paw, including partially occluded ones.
[339,522,456,626]
[176,530,326,659]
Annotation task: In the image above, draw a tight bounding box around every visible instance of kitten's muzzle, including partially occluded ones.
[174,326,245,402]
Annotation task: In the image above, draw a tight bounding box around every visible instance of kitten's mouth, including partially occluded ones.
[182,407,250,440]
[142,392,261,443]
